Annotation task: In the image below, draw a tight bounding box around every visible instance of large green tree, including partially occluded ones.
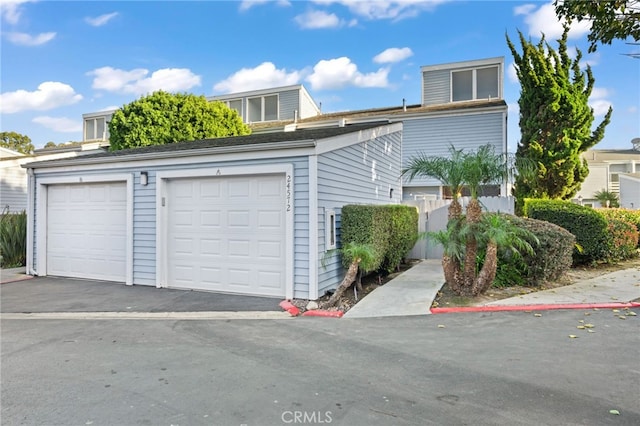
[507,27,612,207]
[0,131,34,155]
[108,91,251,151]
[555,0,640,53]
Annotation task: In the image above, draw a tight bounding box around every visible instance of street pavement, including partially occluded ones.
[2,309,639,426]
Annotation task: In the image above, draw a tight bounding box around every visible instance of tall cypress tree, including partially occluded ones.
[507,26,612,207]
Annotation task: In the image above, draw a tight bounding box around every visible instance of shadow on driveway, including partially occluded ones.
[0,277,282,313]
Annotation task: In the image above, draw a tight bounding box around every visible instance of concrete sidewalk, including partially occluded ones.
[344,259,640,318]
[343,259,444,318]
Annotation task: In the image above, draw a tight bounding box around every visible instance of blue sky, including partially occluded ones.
[1,0,638,150]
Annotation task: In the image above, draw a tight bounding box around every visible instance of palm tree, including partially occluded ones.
[404,144,528,296]
[322,242,377,308]
[593,189,620,208]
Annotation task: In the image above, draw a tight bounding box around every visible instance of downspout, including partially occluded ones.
[26,167,36,276]
[502,110,509,196]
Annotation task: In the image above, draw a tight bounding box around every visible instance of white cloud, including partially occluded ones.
[32,116,83,133]
[306,57,389,90]
[0,82,83,114]
[514,2,590,40]
[507,62,518,83]
[373,47,413,64]
[590,87,612,117]
[239,0,291,12]
[315,0,447,21]
[295,10,342,29]
[628,106,638,114]
[213,62,302,93]
[88,67,201,95]
[6,31,56,46]
[0,0,33,24]
[85,12,119,27]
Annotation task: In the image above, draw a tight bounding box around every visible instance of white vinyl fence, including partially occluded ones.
[404,196,514,259]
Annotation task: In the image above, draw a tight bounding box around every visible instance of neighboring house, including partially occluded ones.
[1,142,108,213]
[620,173,640,209]
[80,84,322,144]
[24,123,402,300]
[576,145,640,208]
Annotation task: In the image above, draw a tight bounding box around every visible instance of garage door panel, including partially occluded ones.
[167,174,286,297]
[46,182,127,282]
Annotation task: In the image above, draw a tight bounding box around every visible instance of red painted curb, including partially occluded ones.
[279,300,300,316]
[302,310,344,318]
[431,302,640,314]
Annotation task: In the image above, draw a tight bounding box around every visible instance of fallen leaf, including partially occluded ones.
[626,311,637,316]
[576,325,585,329]
[584,312,591,316]
[533,313,542,317]
[569,335,578,338]
[584,323,595,328]
[579,320,585,323]
[612,309,620,313]
[619,316,627,320]
[437,324,446,328]
[609,410,620,415]
[587,330,595,333]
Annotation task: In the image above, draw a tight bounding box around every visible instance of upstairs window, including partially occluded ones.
[84,117,107,141]
[451,66,499,102]
[247,94,278,122]
[226,99,243,119]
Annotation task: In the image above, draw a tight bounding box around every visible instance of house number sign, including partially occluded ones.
[286,174,292,212]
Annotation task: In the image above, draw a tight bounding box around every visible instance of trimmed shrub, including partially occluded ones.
[604,218,639,261]
[502,215,575,286]
[524,199,608,265]
[598,208,640,247]
[341,204,419,273]
[382,205,419,272]
[341,205,389,272]
[0,210,27,268]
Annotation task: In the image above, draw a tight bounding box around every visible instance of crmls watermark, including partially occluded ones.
[281,410,333,424]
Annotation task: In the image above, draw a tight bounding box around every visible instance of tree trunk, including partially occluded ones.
[462,199,483,291]
[442,255,465,295]
[322,260,360,308]
[473,242,498,296]
[448,198,462,220]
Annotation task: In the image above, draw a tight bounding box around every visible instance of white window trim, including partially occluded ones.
[450,65,500,102]
[325,208,336,250]
[33,173,134,285]
[155,163,294,300]
[246,94,279,123]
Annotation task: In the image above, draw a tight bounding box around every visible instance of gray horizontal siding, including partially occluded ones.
[316,130,403,296]
[402,112,505,187]
[278,89,299,121]
[1,164,28,212]
[31,156,310,297]
[423,69,450,106]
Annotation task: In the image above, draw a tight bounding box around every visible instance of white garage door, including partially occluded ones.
[166,174,286,297]
[46,182,127,282]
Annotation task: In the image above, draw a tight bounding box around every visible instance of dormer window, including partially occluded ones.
[247,94,278,122]
[84,117,107,141]
[225,99,243,119]
[451,66,499,102]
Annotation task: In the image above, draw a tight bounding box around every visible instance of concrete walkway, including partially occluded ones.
[343,259,444,318]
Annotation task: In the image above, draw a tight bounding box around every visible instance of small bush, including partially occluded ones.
[604,218,639,261]
[524,199,608,265]
[341,204,419,273]
[503,215,576,286]
[598,208,640,247]
[0,210,27,268]
[382,205,419,273]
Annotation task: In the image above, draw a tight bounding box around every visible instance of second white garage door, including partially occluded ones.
[166,174,286,297]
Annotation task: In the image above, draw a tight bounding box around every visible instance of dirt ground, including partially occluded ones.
[292,257,640,314]
[433,256,640,309]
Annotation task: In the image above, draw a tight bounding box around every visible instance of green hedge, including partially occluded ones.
[341,204,418,273]
[501,215,576,286]
[524,199,608,265]
[598,208,640,247]
[604,218,638,261]
[0,211,27,268]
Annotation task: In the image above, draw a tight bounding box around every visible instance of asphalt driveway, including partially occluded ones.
[2,309,639,425]
[0,276,282,313]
